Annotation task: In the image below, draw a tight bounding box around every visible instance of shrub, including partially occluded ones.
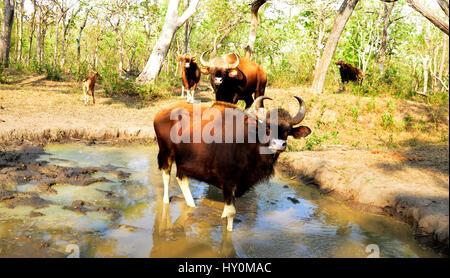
[0,65,6,84]
[44,64,63,81]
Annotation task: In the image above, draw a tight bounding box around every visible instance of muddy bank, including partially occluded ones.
[0,128,155,147]
[277,147,449,254]
[0,143,123,220]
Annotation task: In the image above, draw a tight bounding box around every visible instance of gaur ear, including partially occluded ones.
[192,57,196,62]
[228,69,243,79]
[290,126,311,139]
[176,56,182,62]
[200,67,210,75]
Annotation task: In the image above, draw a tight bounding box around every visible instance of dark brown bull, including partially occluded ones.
[177,53,201,103]
[153,96,311,231]
[335,60,362,89]
[199,52,267,109]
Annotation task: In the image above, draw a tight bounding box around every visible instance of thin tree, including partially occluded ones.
[310,0,360,95]
[76,6,92,71]
[14,0,25,63]
[377,1,394,75]
[27,0,38,64]
[0,0,15,67]
[137,0,200,84]
[60,5,81,67]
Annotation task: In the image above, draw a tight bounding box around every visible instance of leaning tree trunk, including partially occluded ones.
[0,0,15,67]
[406,0,448,35]
[244,0,266,60]
[311,0,360,95]
[378,1,394,75]
[137,0,200,84]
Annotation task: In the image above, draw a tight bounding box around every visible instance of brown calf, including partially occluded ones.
[82,72,102,104]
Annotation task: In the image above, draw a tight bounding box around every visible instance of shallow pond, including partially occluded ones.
[0,144,441,258]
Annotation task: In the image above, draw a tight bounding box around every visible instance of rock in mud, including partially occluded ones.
[38,181,57,195]
[287,197,300,204]
[0,189,52,209]
[63,200,90,215]
[30,211,45,218]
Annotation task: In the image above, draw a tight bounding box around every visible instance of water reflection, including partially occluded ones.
[0,144,442,258]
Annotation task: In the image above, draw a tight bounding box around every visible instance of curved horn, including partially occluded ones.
[200,50,211,67]
[227,53,240,69]
[291,96,306,125]
[253,96,272,111]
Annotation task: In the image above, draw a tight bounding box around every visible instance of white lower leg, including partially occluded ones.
[181,86,185,98]
[162,170,170,204]
[176,176,196,207]
[221,203,236,232]
[190,89,195,103]
[187,90,192,103]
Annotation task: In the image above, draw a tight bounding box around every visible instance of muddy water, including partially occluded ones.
[0,144,441,258]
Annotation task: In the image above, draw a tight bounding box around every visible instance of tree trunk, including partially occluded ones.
[17,0,24,63]
[27,2,37,64]
[310,0,360,95]
[40,22,48,64]
[436,0,449,17]
[54,18,61,66]
[422,55,429,95]
[438,36,447,90]
[76,7,92,72]
[36,2,42,64]
[406,0,449,35]
[378,1,394,75]
[137,0,200,84]
[0,0,15,67]
[244,0,266,60]
[184,0,191,53]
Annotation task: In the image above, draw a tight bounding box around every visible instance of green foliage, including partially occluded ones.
[303,132,328,151]
[0,66,6,84]
[28,60,44,74]
[381,112,394,131]
[0,0,447,105]
[44,64,63,81]
[102,71,138,96]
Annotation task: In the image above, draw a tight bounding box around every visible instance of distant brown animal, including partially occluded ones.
[82,73,102,104]
[177,53,201,103]
[335,60,362,89]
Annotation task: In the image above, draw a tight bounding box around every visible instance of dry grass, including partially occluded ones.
[260,86,449,152]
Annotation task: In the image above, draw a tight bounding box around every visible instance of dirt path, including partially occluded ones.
[1,75,448,254]
[0,75,214,144]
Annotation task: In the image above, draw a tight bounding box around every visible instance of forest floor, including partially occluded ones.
[0,73,449,254]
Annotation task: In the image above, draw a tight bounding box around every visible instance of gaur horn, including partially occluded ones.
[291,96,306,125]
[200,50,211,67]
[253,96,272,111]
[227,53,240,69]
